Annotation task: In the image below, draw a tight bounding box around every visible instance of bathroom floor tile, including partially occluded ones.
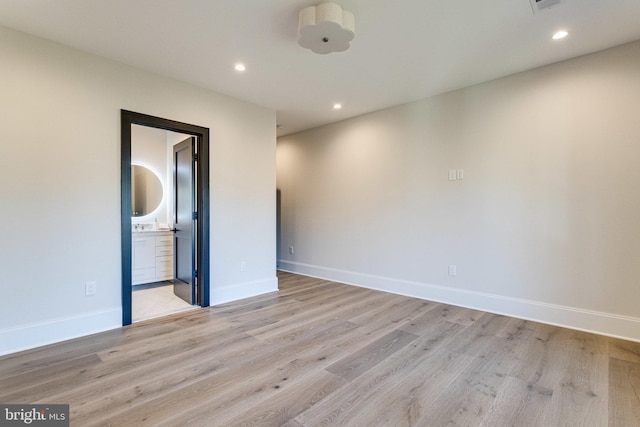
[132,283,197,322]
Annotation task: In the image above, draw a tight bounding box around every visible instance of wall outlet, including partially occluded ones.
[240,261,247,272]
[85,281,97,296]
[288,246,294,255]
[456,169,464,180]
[448,265,457,276]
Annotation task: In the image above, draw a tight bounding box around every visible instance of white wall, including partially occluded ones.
[0,25,277,355]
[278,40,640,341]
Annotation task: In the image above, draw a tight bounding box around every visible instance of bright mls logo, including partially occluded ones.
[0,405,69,426]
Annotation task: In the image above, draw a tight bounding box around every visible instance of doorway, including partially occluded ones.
[121,110,210,326]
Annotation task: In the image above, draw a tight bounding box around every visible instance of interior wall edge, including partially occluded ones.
[0,307,121,356]
[278,261,640,343]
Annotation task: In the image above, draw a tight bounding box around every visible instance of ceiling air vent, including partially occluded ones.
[530,0,565,14]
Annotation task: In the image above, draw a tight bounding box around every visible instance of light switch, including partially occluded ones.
[448,170,457,181]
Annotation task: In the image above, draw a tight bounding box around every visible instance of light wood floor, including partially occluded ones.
[1,272,639,426]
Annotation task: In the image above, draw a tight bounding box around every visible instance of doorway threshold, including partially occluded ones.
[132,283,199,323]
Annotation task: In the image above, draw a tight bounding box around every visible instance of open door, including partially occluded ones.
[121,110,209,326]
[173,137,196,304]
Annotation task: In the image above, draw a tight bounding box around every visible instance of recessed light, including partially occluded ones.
[552,30,568,40]
[234,63,246,71]
[333,103,342,110]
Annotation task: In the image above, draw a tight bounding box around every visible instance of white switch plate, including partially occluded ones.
[456,169,464,179]
[240,261,247,271]
[448,170,457,181]
[288,246,294,255]
[85,281,97,296]
[448,265,457,276]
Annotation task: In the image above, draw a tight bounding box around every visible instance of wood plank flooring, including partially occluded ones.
[1,271,639,426]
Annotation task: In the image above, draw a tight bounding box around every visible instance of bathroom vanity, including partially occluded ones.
[132,230,174,285]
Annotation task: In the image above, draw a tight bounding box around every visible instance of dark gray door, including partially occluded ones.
[173,137,196,304]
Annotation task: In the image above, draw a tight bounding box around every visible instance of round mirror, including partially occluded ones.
[131,165,163,217]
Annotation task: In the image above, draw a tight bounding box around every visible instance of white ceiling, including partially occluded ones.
[1,0,639,136]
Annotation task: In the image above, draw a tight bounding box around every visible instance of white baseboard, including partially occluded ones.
[278,260,640,343]
[210,276,279,306]
[0,276,280,356]
[0,308,121,356]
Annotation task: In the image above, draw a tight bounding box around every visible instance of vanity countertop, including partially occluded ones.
[132,229,172,235]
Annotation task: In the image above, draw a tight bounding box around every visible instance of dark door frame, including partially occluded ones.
[121,110,210,326]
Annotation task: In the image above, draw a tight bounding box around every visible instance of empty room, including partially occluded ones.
[1,1,639,426]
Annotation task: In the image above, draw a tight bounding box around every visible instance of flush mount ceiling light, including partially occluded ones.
[298,2,355,54]
[530,0,564,14]
[234,63,246,71]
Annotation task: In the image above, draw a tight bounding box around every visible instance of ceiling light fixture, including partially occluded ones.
[552,30,568,40]
[333,103,342,110]
[298,2,355,54]
[234,63,246,71]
